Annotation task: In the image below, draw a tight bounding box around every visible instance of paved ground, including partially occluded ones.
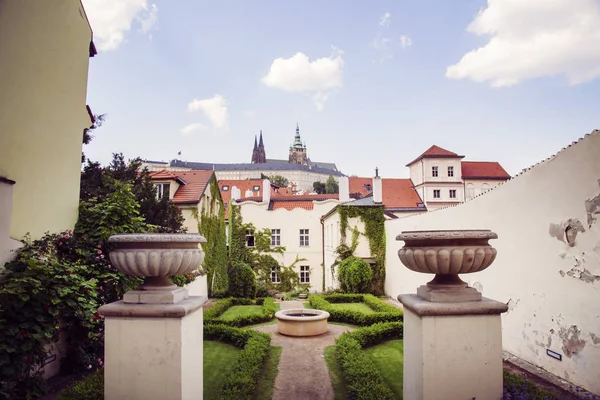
[253,301,353,400]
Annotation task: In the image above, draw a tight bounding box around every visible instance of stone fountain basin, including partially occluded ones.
[275,309,330,337]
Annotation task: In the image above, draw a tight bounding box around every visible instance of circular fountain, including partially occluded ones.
[275,309,330,337]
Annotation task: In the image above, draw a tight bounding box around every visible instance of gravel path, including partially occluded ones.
[252,301,353,400]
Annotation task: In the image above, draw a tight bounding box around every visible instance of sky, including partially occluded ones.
[81,0,600,178]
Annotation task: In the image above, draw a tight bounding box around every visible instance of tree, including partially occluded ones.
[82,113,106,163]
[313,181,326,194]
[325,175,339,194]
[266,174,289,188]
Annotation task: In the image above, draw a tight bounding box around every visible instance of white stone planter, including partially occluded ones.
[107,233,206,304]
[396,230,498,302]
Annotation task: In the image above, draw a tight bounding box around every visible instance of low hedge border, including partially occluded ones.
[308,294,402,326]
[204,297,276,327]
[204,324,271,400]
[335,321,403,400]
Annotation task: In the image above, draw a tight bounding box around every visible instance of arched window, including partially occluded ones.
[481,183,490,193]
[466,183,475,199]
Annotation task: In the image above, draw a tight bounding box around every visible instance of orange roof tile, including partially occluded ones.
[150,170,214,204]
[406,145,464,166]
[272,201,314,211]
[349,177,373,198]
[382,179,424,209]
[461,161,510,180]
[218,179,265,218]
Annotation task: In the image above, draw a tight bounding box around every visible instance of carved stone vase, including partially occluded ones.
[396,230,497,302]
[107,233,206,304]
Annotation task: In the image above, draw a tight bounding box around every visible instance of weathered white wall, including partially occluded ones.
[186,275,207,298]
[0,0,93,240]
[0,180,23,268]
[239,200,339,292]
[385,130,600,394]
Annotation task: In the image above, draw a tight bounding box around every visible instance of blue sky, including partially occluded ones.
[82,0,600,178]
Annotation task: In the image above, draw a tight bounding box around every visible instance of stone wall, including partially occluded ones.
[385,130,600,395]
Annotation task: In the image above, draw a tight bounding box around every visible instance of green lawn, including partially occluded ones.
[254,346,283,400]
[331,302,376,314]
[218,305,264,321]
[364,339,404,398]
[324,346,349,400]
[203,340,241,398]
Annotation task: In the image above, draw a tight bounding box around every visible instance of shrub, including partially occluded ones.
[502,370,557,400]
[204,324,271,400]
[337,256,372,294]
[334,322,403,400]
[204,297,276,327]
[56,370,103,400]
[227,263,256,298]
[308,294,402,326]
[255,283,272,298]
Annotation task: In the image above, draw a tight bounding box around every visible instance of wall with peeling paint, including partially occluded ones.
[385,130,600,394]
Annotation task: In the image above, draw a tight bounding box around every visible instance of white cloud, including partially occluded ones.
[187,95,228,129]
[379,12,391,28]
[180,123,206,136]
[261,48,344,110]
[446,0,600,87]
[81,0,158,51]
[400,35,413,48]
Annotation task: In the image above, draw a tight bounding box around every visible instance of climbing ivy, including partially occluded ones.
[198,176,228,297]
[338,205,386,295]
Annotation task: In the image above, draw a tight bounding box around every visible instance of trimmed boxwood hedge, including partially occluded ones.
[308,294,402,326]
[204,297,276,327]
[204,324,271,400]
[335,321,403,400]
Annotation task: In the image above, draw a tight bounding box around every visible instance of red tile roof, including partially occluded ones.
[382,178,425,209]
[461,161,511,180]
[150,170,214,204]
[406,145,464,166]
[218,179,265,218]
[349,177,425,210]
[349,177,373,198]
[272,201,314,211]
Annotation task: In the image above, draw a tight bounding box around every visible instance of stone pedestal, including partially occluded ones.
[399,294,508,400]
[98,296,206,400]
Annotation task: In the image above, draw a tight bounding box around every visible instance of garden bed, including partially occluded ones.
[204,297,278,327]
[308,294,402,326]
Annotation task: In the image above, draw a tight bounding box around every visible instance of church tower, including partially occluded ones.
[288,123,308,165]
[251,131,267,163]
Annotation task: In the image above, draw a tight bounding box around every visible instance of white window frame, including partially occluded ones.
[433,189,441,199]
[271,266,281,283]
[447,166,454,177]
[245,229,255,247]
[449,189,456,199]
[432,166,438,177]
[300,265,310,283]
[222,185,229,191]
[271,229,281,246]
[155,183,170,200]
[299,229,309,247]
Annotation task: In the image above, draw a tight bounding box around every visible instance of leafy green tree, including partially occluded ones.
[325,175,339,194]
[338,256,373,293]
[313,181,326,194]
[265,174,289,188]
[227,263,256,298]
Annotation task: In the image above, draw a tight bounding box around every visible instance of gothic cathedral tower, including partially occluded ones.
[251,130,267,163]
[288,123,308,165]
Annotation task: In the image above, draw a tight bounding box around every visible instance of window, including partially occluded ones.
[155,183,170,199]
[271,266,281,283]
[299,229,309,246]
[252,185,260,191]
[364,184,372,191]
[481,183,490,193]
[432,166,438,177]
[449,189,456,199]
[433,189,441,199]
[245,229,255,247]
[466,183,475,199]
[271,229,281,246]
[222,185,229,191]
[448,166,454,177]
[300,266,310,283]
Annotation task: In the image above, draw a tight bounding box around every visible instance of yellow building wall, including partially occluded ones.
[0,0,93,240]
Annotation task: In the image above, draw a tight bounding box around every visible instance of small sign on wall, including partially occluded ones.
[43,354,57,365]
[546,349,562,361]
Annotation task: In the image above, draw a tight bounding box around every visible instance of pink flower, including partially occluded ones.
[87,365,92,369]
[97,245,102,249]
[64,234,70,239]
[99,286,103,291]
[68,229,73,234]
[58,242,63,246]
[90,278,95,282]
[107,265,112,269]
[97,250,102,254]
[98,359,103,366]
[99,328,103,332]
[100,255,104,259]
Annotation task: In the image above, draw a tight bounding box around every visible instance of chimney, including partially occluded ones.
[262,179,271,205]
[339,176,350,202]
[373,167,382,204]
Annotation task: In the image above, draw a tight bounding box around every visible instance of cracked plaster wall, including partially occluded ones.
[385,130,600,394]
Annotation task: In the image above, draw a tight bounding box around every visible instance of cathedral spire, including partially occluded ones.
[251,135,258,163]
[259,130,264,148]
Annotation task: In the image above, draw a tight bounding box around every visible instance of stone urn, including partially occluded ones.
[396,230,497,302]
[107,233,206,304]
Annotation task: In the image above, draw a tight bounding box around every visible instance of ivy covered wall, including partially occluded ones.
[338,205,386,295]
[197,175,228,296]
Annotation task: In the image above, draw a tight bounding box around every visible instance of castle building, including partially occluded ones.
[288,123,308,165]
[251,131,267,164]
